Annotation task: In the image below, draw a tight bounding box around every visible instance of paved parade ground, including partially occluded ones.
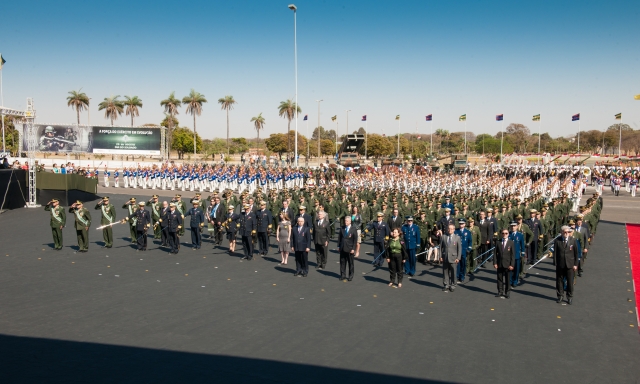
[1,188,639,383]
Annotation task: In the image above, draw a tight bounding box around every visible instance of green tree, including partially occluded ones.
[182,89,208,154]
[123,95,143,127]
[265,133,288,155]
[218,95,237,154]
[230,137,250,155]
[172,127,202,159]
[160,92,182,159]
[2,115,20,155]
[366,134,393,157]
[203,138,227,159]
[250,112,266,148]
[278,99,301,153]
[97,95,124,126]
[66,90,90,125]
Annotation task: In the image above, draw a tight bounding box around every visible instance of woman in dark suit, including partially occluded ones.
[225,205,240,254]
[386,228,408,288]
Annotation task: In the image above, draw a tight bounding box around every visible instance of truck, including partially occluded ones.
[337,134,365,167]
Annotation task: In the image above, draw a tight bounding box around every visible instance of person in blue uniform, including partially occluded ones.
[290,216,311,276]
[239,204,257,260]
[401,216,421,277]
[256,201,273,256]
[454,218,472,284]
[442,196,456,216]
[364,212,390,267]
[185,201,205,249]
[508,221,525,287]
[122,201,151,251]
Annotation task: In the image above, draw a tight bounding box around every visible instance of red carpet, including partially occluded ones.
[627,224,640,330]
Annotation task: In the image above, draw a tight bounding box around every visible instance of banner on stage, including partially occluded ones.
[92,127,161,155]
[23,125,161,155]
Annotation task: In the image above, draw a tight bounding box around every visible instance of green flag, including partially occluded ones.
[459,114,466,121]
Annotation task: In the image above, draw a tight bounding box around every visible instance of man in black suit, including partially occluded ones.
[256,201,273,256]
[494,229,515,298]
[338,216,358,281]
[291,217,312,276]
[296,205,313,229]
[437,208,456,231]
[477,210,495,267]
[553,225,579,304]
[239,204,257,260]
[280,200,295,224]
[159,201,170,247]
[387,208,403,231]
[313,211,331,270]
[574,215,590,277]
[208,196,226,245]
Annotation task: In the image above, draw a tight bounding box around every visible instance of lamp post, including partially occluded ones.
[316,99,323,158]
[288,4,298,167]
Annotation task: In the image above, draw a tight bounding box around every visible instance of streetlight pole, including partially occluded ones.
[316,99,323,158]
[289,4,298,167]
[346,110,351,137]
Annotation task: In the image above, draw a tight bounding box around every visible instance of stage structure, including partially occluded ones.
[1,98,37,207]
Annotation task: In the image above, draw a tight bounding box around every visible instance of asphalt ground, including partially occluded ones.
[0,190,638,383]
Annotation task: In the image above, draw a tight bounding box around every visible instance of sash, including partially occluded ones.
[75,209,89,226]
[151,203,159,218]
[176,202,184,215]
[51,207,63,223]
[101,205,113,223]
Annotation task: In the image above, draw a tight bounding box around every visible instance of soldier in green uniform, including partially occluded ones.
[122,197,138,243]
[146,194,161,239]
[44,198,66,250]
[95,196,116,248]
[467,217,481,274]
[174,194,187,236]
[69,200,91,252]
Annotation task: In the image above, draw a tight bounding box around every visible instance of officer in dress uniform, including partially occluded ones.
[442,196,456,215]
[163,202,183,254]
[574,215,590,277]
[146,195,161,240]
[239,204,257,260]
[401,216,421,277]
[508,221,525,287]
[185,200,205,249]
[44,199,66,250]
[524,209,543,264]
[454,219,472,284]
[69,201,91,252]
[95,196,116,248]
[364,212,390,267]
[256,201,273,256]
[173,194,187,237]
[122,201,151,251]
[122,197,138,243]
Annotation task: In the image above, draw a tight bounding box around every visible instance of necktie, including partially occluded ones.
[502,239,506,249]
[448,236,451,245]
[213,204,218,217]
[299,227,301,234]
[346,226,350,235]
[318,220,321,226]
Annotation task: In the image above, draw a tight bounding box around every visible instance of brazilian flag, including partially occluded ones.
[459,114,466,121]
[615,113,621,120]
[395,115,400,120]
[532,114,540,121]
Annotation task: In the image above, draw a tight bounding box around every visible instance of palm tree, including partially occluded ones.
[66,90,90,125]
[160,92,182,160]
[278,99,301,154]
[123,95,143,127]
[97,95,124,126]
[250,113,266,149]
[182,89,208,155]
[218,95,237,155]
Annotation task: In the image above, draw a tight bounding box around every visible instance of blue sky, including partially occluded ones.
[1,0,639,139]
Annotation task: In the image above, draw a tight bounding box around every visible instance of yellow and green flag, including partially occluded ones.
[331,115,337,122]
[0,54,6,70]
[395,115,400,120]
[615,113,621,120]
[634,94,640,100]
[459,114,466,121]
[532,114,540,121]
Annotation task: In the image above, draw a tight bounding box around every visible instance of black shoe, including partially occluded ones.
[567,298,573,305]
[303,274,308,277]
[348,277,353,281]
[577,272,583,277]
[496,293,503,298]
[505,294,510,299]
[556,297,563,304]
[443,287,449,292]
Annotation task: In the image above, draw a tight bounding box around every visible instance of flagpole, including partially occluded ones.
[306,117,309,166]
[538,119,541,164]
[618,119,622,156]
[1,65,5,153]
[464,120,468,154]
[577,120,580,154]
[365,119,368,160]
[397,117,400,158]
[430,120,433,155]
[500,120,504,164]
